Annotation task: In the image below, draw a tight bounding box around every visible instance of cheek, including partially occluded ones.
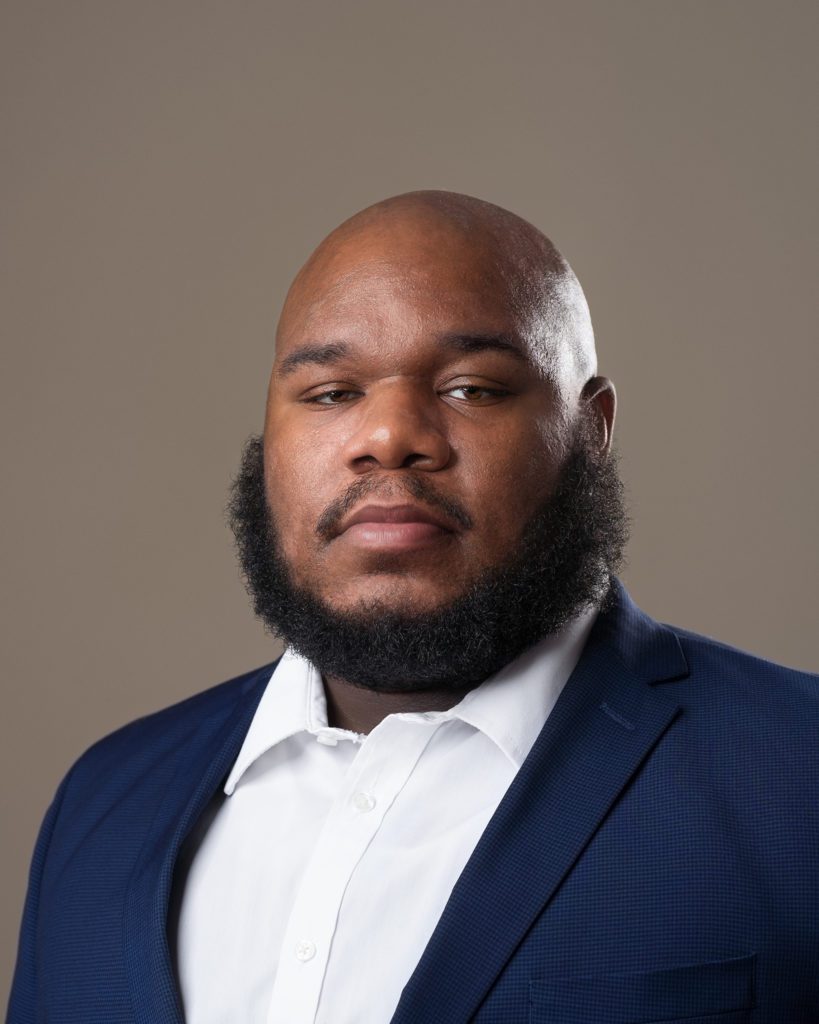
[510,418,570,502]
[263,431,326,545]
[452,436,563,565]
[460,427,562,510]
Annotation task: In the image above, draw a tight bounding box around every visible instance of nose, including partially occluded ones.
[341,382,451,473]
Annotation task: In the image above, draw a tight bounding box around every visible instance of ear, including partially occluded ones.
[580,376,616,455]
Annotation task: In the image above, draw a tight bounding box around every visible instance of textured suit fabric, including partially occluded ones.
[7,580,819,1023]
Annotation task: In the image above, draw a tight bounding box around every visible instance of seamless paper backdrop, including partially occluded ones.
[1,0,817,996]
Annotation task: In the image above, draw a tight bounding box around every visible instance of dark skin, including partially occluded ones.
[263,192,615,734]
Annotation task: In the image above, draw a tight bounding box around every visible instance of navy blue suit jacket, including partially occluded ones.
[8,580,819,1022]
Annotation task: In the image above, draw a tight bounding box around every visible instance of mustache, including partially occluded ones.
[315,474,474,541]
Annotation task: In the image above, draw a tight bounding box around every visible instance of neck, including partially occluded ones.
[322,674,475,735]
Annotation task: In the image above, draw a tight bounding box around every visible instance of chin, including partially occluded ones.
[321,577,461,618]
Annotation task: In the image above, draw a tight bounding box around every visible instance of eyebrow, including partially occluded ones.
[275,332,529,379]
[276,342,351,378]
[438,332,529,362]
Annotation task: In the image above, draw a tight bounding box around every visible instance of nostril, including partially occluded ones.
[401,451,445,470]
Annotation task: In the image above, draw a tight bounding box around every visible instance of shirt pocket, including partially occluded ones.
[528,952,756,1024]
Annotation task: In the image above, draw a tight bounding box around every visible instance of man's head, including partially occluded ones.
[229,190,628,691]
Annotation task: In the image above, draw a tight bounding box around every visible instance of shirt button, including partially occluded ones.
[352,791,376,812]
[315,731,338,746]
[295,939,316,962]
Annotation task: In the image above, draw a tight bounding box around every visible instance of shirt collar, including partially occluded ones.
[442,604,597,767]
[223,650,362,795]
[224,605,597,793]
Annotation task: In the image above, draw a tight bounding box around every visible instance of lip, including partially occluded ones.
[336,503,457,552]
[340,503,456,532]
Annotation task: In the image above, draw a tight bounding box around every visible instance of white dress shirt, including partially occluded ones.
[174,608,596,1024]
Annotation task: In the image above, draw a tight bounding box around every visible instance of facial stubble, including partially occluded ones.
[228,425,628,693]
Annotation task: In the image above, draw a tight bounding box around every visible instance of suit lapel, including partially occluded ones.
[391,582,689,1024]
[122,665,273,1024]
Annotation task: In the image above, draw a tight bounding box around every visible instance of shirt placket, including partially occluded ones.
[265,716,441,1024]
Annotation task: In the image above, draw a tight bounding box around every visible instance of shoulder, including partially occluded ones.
[650,623,819,776]
[599,580,819,718]
[63,660,278,790]
[669,624,819,707]
[601,578,818,761]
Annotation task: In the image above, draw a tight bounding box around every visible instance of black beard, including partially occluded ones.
[227,429,629,693]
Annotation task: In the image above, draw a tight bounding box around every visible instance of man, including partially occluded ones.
[8,191,819,1023]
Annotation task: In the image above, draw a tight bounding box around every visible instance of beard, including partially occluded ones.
[227,425,629,693]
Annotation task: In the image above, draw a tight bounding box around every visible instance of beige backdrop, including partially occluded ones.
[2,0,817,998]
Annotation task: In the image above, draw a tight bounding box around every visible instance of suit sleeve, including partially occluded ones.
[6,769,73,1024]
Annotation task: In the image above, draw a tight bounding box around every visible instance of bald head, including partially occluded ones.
[277,190,597,396]
[256,189,620,670]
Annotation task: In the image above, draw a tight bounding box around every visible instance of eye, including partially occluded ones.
[443,384,510,403]
[303,388,362,405]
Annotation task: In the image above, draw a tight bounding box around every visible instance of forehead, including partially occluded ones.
[276,230,528,359]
